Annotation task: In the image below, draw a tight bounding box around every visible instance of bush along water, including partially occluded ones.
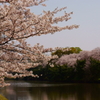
[24,47,100,83]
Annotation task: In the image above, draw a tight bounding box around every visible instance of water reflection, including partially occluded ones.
[0,81,100,100]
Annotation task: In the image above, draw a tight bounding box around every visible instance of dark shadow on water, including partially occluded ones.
[0,80,100,100]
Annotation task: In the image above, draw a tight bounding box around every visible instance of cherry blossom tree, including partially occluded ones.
[0,0,79,87]
[56,47,100,68]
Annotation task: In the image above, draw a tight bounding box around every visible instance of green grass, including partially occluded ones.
[0,95,8,100]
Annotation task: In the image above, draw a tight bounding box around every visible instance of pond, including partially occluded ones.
[0,80,100,100]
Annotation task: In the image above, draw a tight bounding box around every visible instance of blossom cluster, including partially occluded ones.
[56,47,100,68]
[0,0,79,87]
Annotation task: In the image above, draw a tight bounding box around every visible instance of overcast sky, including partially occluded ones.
[27,0,100,51]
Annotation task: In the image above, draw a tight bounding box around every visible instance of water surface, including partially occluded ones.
[0,80,100,100]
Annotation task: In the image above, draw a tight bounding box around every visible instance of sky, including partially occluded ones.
[27,0,100,51]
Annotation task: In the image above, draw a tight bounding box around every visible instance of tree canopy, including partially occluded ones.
[52,47,82,57]
[0,0,78,87]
